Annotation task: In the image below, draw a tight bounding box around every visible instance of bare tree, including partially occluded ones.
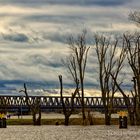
[129,11,140,25]
[123,33,140,125]
[110,72,135,125]
[95,34,126,125]
[19,83,41,125]
[66,30,90,124]
[109,12,140,125]
[58,75,79,125]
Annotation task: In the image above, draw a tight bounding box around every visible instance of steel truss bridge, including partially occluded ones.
[0,96,133,112]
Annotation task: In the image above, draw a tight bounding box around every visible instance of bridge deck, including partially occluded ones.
[0,96,133,112]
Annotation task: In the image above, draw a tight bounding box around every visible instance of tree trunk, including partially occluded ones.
[32,110,41,125]
[64,115,70,126]
[88,111,93,125]
[36,109,41,125]
[36,118,41,125]
[81,86,86,124]
[33,112,37,125]
[134,95,140,125]
[105,111,111,125]
[80,74,86,124]
[129,112,135,125]
[135,108,140,125]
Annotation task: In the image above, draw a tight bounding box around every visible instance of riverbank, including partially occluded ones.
[6,112,121,125]
[7,118,120,125]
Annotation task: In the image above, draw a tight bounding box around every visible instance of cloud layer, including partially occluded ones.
[0,0,139,92]
[0,0,134,7]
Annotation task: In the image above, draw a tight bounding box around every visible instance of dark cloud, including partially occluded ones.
[0,80,55,90]
[28,54,63,68]
[87,0,131,6]
[47,61,63,69]
[2,33,29,43]
[41,32,69,44]
[23,14,84,24]
[45,0,126,6]
[0,0,131,7]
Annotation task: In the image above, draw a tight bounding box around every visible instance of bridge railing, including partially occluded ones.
[0,95,134,109]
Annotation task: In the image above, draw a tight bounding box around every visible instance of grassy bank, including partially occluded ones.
[7,118,120,125]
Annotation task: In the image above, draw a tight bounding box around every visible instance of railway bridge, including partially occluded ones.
[0,96,133,112]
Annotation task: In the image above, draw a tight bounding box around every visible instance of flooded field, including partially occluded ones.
[0,125,140,140]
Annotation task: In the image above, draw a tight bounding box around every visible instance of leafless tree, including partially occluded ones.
[129,11,140,26]
[109,11,140,125]
[95,34,126,125]
[66,30,90,124]
[19,83,41,125]
[123,33,140,125]
[110,73,135,125]
[58,75,79,125]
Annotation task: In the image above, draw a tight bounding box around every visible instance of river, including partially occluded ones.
[0,125,140,140]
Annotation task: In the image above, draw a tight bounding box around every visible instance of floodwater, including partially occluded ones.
[0,125,140,140]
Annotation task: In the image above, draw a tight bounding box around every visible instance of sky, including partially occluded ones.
[0,0,139,92]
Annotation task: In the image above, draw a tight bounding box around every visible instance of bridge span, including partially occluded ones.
[0,96,133,112]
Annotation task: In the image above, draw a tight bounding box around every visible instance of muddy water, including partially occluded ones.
[0,125,140,140]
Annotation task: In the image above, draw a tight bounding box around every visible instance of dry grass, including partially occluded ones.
[7,118,121,125]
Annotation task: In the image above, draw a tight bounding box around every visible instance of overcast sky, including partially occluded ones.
[0,0,139,90]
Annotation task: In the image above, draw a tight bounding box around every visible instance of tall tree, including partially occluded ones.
[110,33,140,125]
[124,33,140,125]
[19,83,41,125]
[95,34,126,125]
[58,75,79,125]
[109,11,140,125]
[66,30,90,124]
